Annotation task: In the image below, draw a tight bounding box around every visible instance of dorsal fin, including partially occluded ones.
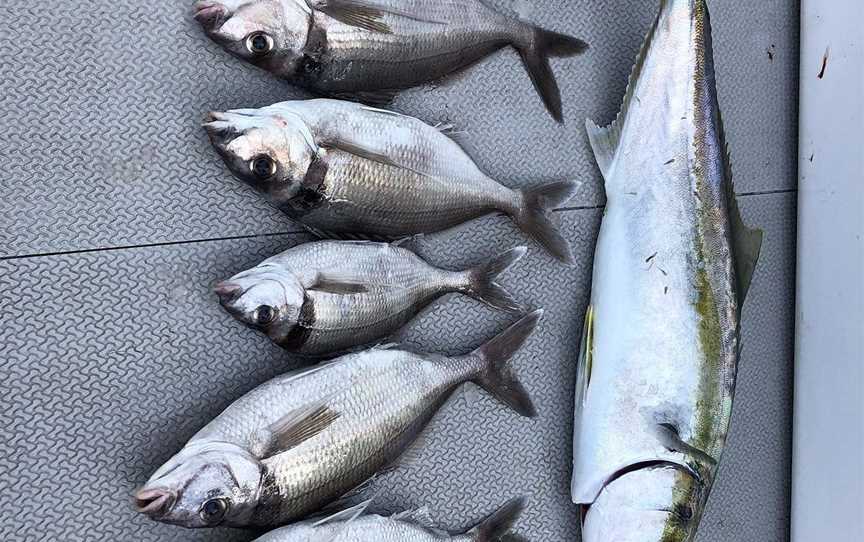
[312,499,372,527]
[585,4,663,179]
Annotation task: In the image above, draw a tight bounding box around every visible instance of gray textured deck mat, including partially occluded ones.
[0,0,797,540]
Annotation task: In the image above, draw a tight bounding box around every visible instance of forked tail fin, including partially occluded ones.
[472,310,543,417]
[517,27,588,122]
[514,181,578,264]
[464,247,528,313]
[467,496,528,541]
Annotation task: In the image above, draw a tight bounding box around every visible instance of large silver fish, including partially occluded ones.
[251,497,526,542]
[570,1,763,540]
[204,99,577,263]
[215,240,526,356]
[193,0,587,121]
[135,311,541,528]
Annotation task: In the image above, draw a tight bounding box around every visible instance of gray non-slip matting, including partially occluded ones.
[0,0,797,540]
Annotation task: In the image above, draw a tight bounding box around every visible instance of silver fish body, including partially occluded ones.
[135,312,541,528]
[215,240,526,356]
[570,1,763,541]
[251,497,526,542]
[205,99,577,263]
[194,0,587,121]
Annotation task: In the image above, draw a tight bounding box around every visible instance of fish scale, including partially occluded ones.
[321,150,514,236]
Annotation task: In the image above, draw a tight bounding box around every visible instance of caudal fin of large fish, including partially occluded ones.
[464,246,528,313]
[472,310,543,418]
[514,181,578,264]
[517,27,588,122]
[466,496,528,542]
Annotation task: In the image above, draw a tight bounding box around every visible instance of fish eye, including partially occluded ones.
[250,155,276,180]
[199,498,229,524]
[255,305,276,326]
[245,32,274,55]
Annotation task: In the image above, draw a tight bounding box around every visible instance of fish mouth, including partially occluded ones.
[134,487,176,518]
[193,1,229,31]
[214,281,244,305]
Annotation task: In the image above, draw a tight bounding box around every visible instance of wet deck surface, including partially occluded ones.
[0,1,798,540]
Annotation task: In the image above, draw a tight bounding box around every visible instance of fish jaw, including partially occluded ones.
[581,464,703,542]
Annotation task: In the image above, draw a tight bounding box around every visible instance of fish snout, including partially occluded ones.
[214,282,244,305]
[193,1,229,32]
[134,487,176,518]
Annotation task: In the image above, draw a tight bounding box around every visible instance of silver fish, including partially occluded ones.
[570,1,763,540]
[193,0,587,122]
[215,240,526,356]
[135,311,541,528]
[204,99,577,263]
[251,497,526,542]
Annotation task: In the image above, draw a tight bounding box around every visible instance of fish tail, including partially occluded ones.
[516,26,588,122]
[466,496,528,542]
[513,181,578,264]
[463,246,528,313]
[471,311,542,418]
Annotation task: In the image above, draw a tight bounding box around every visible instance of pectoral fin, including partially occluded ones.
[327,139,431,178]
[255,403,340,458]
[311,0,392,33]
[311,274,370,295]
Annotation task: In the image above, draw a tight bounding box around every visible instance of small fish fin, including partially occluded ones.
[472,311,542,417]
[728,189,763,305]
[311,273,370,295]
[515,181,579,264]
[371,342,402,351]
[574,305,595,408]
[392,507,438,530]
[330,88,400,106]
[516,27,588,122]
[386,400,446,471]
[585,118,617,180]
[466,497,527,542]
[311,0,392,33]
[256,403,340,458]
[312,499,373,527]
[585,5,661,177]
[360,105,412,118]
[655,423,718,471]
[392,233,425,252]
[465,246,528,313]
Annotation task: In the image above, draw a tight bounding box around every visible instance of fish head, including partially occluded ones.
[215,264,306,342]
[204,107,318,202]
[193,0,311,77]
[135,443,263,528]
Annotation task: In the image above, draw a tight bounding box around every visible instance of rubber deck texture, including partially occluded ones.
[0,0,797,540]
